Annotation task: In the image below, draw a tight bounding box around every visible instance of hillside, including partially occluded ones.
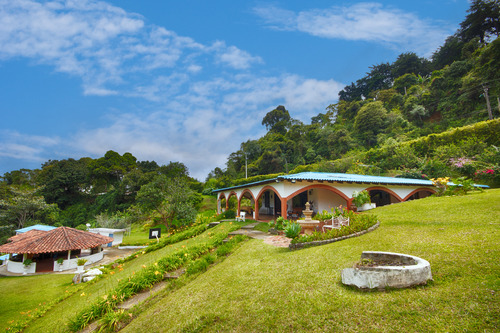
[2,189,498,332]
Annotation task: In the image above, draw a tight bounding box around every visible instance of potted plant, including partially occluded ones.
[23,259,33,275]
[56,258,64,271]
[76,258,87,273]
[352,190,374,211]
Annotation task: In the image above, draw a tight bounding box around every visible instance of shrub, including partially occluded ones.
[292,212,377,244]
[77,258,88,266]
[23,259,33,267]
[352,190,371,207]
[284,222,301,238]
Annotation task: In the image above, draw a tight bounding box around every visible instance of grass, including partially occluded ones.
[3,190,499,332]
[18,222,240,333]
[121,189,500,332]
[0,274,78,332]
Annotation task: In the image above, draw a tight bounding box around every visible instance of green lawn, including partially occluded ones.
[3,190,499,332]
[122,189,500,332]
[0,274,78,332]
[18,223,238,333]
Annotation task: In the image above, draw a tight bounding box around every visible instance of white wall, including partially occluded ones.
[54,251,104,271]
[7,261,36,274]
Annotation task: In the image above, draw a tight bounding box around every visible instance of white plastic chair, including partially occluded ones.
[239,211,246,222]
[338,216,350,226]
[323,216,341,232]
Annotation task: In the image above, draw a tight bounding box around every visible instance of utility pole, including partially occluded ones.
[245,152,248,179]
[482,84,493,120]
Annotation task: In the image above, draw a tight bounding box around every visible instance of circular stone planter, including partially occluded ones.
[341,251,432,290]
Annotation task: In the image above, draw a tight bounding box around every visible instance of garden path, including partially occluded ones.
[229,223,292,248]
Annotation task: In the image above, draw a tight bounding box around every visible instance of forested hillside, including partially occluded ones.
[204,0,500,191]
[0,151,203,243]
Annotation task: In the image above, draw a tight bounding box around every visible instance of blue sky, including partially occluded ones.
[0,0,470,180]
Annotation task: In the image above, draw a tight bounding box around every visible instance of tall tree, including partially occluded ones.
[38,158,90,209]
[262,105,291,134]
[460,0,500,44]
[136,175,197,230]
[354,101,388,146]
[0,187,58,229]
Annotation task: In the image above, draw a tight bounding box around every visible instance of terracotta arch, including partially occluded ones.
[365,186,403,203]
[285,184,350,203]
[255,185,285,220]
[238,189,257,218]
[403,188,436,201]
[284,184,351,215]
[217,193,227,214]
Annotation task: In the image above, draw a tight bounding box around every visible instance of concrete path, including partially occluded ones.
[229,222,292,247]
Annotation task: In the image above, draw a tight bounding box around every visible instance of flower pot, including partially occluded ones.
[77,265,85,273]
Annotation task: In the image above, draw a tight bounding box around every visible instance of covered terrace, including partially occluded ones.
[214,172,437,221]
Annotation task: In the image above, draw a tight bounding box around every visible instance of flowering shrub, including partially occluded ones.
[449,157,476,178]
[430,177,450,196]
[291,211,377,244]
[474,166,499,187]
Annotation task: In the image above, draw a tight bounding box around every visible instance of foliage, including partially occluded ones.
[135,175,197,231]
[430,177,451,196]
[283,222,301,238]
[23,259,33,267]
[67,223,242,332]
[352,190,371,207]
[268,216,289,231]
[291,211,378,244]
[0,187,58,229]
[76,258,87,266]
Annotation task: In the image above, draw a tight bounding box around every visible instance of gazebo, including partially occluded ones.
[0,226,113,274]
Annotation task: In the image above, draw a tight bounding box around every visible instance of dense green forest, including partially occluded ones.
[1,0,499,243]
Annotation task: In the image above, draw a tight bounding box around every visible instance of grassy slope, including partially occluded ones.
[21,223,236,333]
[122,190,500,332]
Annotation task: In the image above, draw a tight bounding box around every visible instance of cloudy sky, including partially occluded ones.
[0,0,470,180]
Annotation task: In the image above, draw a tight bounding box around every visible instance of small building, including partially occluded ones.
[15,224,57,235]
[88,228,127,246]
[0,226,113,274]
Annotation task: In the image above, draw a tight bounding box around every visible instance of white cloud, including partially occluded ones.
[0,0,344,179]
[0,130,59,162]
[70,73,342,179]
[212,41,264,69]
[254,3,452,55]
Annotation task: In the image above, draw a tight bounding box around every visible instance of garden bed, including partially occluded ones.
[288,221,380,250]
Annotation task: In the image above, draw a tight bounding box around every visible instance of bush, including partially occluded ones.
[352,190,371,207]
[292,211,377,244]
[77,258,87,266]
[284,222,301,238]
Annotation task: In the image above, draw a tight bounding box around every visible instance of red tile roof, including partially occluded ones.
[0,227,113,254]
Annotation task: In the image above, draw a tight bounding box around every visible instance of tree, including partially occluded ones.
[135,175,197,230]
[354,101,388,146]
[262,105,291,134]
[392,52,432,78]
[38,158,90,209]
[460,0,500,44]
[90,151,137,191]
[0,187,58,229]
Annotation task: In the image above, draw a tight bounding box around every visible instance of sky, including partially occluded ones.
[0,0,471,180]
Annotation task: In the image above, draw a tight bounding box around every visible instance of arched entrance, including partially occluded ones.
[285,185,349,219]
[255,186,283,221]
[405,189,435,201]
[238,190,256,219]
[367,187,402,207]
